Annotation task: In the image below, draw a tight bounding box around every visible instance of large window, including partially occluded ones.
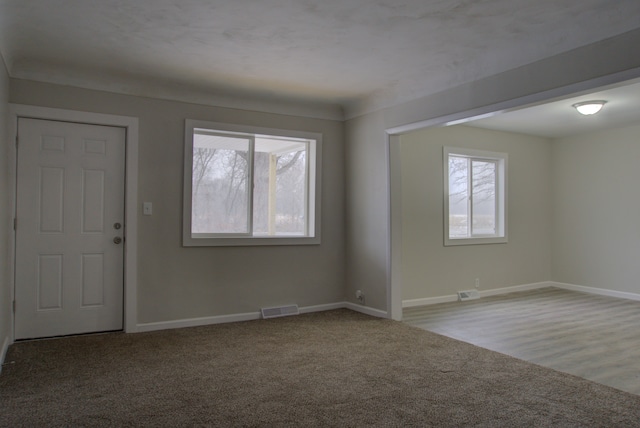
[443,147,507,246]
[183,120,321,246]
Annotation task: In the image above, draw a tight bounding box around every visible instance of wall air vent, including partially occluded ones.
[457,290,480,302]
[261,304,299,319]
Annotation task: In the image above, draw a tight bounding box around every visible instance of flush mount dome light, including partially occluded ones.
[572,100,607,115]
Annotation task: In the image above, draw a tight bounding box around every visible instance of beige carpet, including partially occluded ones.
[1,309,639,427]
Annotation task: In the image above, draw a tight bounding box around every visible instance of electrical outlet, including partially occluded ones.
[356,290,365,303]
[475,278,480,289]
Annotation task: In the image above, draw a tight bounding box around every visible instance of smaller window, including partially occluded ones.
[443,147,507,246]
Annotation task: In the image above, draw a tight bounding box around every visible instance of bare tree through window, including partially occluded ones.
[191,130,310,236]
[448,155,498,238]
[192,134,251,234]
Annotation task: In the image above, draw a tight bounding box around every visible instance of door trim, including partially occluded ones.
[9,104,139,339]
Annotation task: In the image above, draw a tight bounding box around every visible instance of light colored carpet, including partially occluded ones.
[1,309,639,426]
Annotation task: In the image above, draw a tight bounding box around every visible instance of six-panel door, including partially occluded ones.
[15,118,126,339]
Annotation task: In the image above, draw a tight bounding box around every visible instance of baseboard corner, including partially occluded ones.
[551,281,640,301]
[344,302,389,319]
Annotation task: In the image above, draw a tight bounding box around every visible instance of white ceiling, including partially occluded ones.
[1,0,640,120]
[468,78,640,138]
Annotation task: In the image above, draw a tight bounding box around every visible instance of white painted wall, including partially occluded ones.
[345,28,640,318]
[0,54,11,359]
[552,123,640,294]
[9,80,346,324]
[399,126,552,299]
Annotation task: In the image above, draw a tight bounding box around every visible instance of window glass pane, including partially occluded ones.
[472,160,496,235]
[192,133,250,234]
[276,149,306,235]
[448,156,468,238]
[184,120,321,246]
[253,138,307,236]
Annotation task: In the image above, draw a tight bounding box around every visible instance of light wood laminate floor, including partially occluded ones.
[403,287,640,395]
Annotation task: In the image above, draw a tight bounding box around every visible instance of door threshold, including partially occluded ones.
[14,329,124,343]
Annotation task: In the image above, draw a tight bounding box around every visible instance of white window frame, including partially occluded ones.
[443,146,507,246]
[183,119,321,246]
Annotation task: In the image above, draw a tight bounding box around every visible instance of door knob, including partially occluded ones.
[113,237,122,244]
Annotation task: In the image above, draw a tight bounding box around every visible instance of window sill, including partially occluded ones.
[444,236,508,246]
[183,235,321,247]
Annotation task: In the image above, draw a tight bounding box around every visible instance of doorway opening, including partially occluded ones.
[387,75,640,321]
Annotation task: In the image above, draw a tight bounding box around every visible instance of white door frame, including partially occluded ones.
[8,104,138,339]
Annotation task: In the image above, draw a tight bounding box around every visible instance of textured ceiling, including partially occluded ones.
[1,0,640,118]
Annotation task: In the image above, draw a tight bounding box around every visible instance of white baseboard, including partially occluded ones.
[299,302,347,314]
[136,311,262,333]
[402,281,554,308]
[480,281,555,297]
[0,335,10,374]
[551,281,640,301]
[136,301,385,333]
[344,302,389,318]
[403,295,458,308]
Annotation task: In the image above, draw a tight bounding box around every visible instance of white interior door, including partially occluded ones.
[15,118,126,339]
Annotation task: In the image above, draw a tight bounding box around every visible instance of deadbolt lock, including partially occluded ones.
[114,222,122,230]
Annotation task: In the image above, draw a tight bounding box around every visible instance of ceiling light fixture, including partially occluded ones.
[572,100,607,115]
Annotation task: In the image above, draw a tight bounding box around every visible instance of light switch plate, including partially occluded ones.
[143,202,153,215]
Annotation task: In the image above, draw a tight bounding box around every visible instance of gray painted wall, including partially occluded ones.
[345,28,640,317]
[0,54,10,356]
[3,28,640,334]
[552,124,640,294]
[10,80,346,324]
[344,109,389,311]
[399,126,552,299]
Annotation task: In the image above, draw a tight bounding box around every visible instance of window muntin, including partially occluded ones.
[444,147,507,245]
[184,120,320,246]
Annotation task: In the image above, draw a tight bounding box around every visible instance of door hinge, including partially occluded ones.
[12,300,16,313]
[13,218,17,231]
